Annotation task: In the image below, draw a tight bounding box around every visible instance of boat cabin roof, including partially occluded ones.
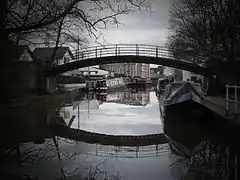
[164,81,202,99]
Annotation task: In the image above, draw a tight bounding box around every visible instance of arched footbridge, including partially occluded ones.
[46,44,210,76]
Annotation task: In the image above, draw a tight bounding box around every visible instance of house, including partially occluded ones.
[32,47,75,93]
[33,47,74,67]
[17,45,35,62]
[4,45,39,94]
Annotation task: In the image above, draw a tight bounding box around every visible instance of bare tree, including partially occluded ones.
[168,0,240,68]
[2,0,149,46]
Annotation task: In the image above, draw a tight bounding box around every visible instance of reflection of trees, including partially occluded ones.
[1,137,123,180]
[169,140,240,180]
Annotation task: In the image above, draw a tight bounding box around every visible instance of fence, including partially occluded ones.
[225,85,240,118]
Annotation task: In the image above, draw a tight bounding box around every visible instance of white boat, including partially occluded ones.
[86,79,108,91]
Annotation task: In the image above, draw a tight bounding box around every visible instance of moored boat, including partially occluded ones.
[159,81,207,122]
[156,78,171,98]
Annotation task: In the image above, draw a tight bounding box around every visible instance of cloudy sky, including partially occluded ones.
[89,0,173,69]
[93,0,173,46]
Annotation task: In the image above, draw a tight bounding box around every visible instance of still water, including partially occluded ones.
[59,89,163,135]
[1,87,240,180]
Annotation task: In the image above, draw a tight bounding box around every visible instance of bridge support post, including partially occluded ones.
[136,44,139,56]
[156,144,158,156]
[136,146,139,158]
[156,47,158,58]
[115,45,117,56]
[95,47,97,58]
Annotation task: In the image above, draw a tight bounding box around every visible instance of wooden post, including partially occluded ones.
[156,47,158,58]
[234,85,238,119]
[95,47,97,58]
[136,44,139,56]
[136,146,139,158]
[226,85,229,116]
[156,144,158,156]
[115,44,117,56]
[235,155,238,180]
[96,144,98,156]
[77,104,80,130]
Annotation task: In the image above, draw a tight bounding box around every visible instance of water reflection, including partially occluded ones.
[59,88,162,135]
[164,105,240,180]
[2,137,172,180]
[2,87,240,180]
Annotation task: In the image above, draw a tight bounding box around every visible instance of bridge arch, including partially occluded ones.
[46,44,209,76]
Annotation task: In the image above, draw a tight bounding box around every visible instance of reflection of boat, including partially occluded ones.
[161,106,209,158]
[86,79,107,92]
[159,81,210,157]
[165,134,206,158]
[160,81,207,122]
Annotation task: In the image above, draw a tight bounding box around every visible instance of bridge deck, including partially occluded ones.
[46,44,208,76]
[51,125,168,146]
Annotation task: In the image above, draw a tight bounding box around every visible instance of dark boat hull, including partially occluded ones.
[160,99,211,157]
[160,99,209,122]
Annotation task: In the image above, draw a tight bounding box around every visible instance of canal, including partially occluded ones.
[1,87,240,179]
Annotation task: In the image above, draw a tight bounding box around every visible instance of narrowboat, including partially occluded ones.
[159,81,207,122]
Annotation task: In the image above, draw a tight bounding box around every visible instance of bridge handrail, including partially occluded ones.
[55,44,206,67]
[58,137,170,158]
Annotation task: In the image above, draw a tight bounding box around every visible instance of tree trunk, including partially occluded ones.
[0,0,7,39]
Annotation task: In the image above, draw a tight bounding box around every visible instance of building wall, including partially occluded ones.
[100,63,149,78]
[182,70,202,82]
[10,61,40,95]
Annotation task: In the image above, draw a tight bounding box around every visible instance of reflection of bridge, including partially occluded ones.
[62,138,170,158]
[46,44,209,76]
[51,125,168,146]
[91,143,170,158]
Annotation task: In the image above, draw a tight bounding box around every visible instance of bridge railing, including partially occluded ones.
[58,137,170,158]
[60,44,206,66]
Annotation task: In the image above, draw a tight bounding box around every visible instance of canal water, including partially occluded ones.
[1,87,240,180]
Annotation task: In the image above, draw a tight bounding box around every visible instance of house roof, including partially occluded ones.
[19,45,36,59]
[7,45,35,61]
[33,47,74,61]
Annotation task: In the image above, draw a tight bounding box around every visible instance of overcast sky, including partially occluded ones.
[92,0,173,46]
[90,0,173,69]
